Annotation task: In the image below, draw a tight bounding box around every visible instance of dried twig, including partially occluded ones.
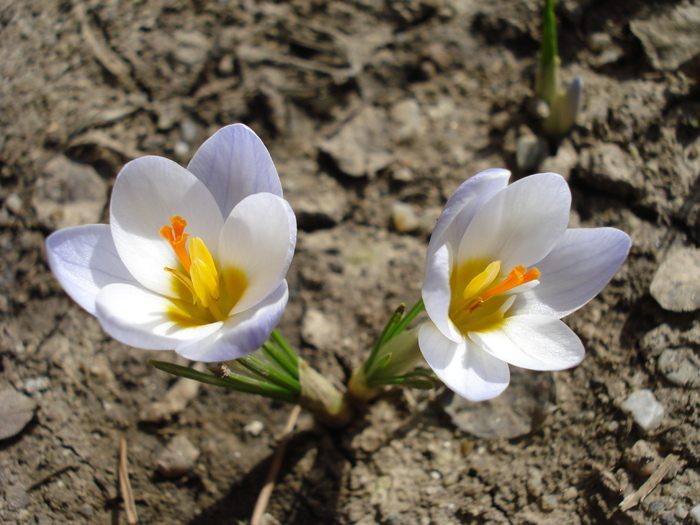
[119,438,139,525]
[619,454,681,511]
[250,405,302,525]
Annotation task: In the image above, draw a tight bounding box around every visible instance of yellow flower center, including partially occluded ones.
[449,259,540,333]
[160,216,247,325]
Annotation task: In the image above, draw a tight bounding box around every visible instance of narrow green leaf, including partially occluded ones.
[363,304,405,374]
[271,329,299,367]
[148,359,298,403]
[261,340,299,381]
[388,298,425,340]
[237,355,301,395]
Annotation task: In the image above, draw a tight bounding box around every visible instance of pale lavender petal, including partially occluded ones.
[110,156,224,297]
[176,280,289,361]
[428,169,510,260]
[187,124,283,218]
[457,172,571,270]
[511,227,631,318]
[469,315,585,371]
[46,224,137,315]
[219,193,296,315]
[95,283,223,350]
[422,244,462,343]
[419,322,510,402]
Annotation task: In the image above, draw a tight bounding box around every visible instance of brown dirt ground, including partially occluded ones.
[1,1,699,524]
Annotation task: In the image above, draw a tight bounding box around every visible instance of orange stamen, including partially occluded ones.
[160,216,191,271]
[478,266,540,303]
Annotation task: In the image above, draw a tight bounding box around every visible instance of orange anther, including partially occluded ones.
[478,265,540,303]
[160,216,191,271]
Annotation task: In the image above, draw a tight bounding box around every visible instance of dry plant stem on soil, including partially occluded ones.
[119,438,139,525]
[250,405,302,525]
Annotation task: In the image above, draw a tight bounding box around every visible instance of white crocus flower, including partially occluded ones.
[46,124,296,362]
[420,169,631,401]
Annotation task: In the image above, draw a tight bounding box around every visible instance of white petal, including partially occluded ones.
[110,156,224,296]
[457,173,571,269]
[219,193,296,315]
[419,322,510,402]
[428,168,510,260]
[187,124,283,218]
[177,281,289,362]
[422,244,462,342]
[469,315,585,371]
[95,283,223,350]
[511,228,631,317]
[46,224,137,315]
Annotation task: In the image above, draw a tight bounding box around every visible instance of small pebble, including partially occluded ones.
[689,504,700,524]
[157,435,200,478]
[540,494,558,512]
[0,389,37,440]
[174,140,190,157]
[674,503,688,519]
[658,347,700,388]
[392,202,420,233]
[244,420,264,437]
[23,376,50,394]
[5,193,23,215]
[625,440,661,476]
[561,486,577,502]
[620,389,665,431]
[650,248,700,312]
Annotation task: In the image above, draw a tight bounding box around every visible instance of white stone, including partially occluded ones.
[620,389,664,431]
[244,420,264,437]
[690,503,700,524]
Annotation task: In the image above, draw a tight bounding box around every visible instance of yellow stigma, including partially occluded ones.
[159,217,245,324]
[450,259,541,333]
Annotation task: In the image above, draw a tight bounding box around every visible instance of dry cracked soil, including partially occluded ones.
[1,1,700,524]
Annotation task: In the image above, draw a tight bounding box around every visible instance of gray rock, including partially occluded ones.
[300,309,340,350]
[540,139,579,181]
[630,5,700,71]
[582,142,643,198]
[5,193,23,215]
[390,99,424,143]
[157,435,200,478]
[658,348,700,388]
[516,133,547,172]
[650,248,700,312]
[285,170,349,229]
[620,389,664,431]
[690,504,700,524]
[319,106,393,177]
[5,484,31,509]
[0,389,37,440]
[33,155,108,230]
[624,440,660,476]
[173,31,211,66]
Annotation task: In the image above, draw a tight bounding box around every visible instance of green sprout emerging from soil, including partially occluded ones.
[536,0,582,137]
